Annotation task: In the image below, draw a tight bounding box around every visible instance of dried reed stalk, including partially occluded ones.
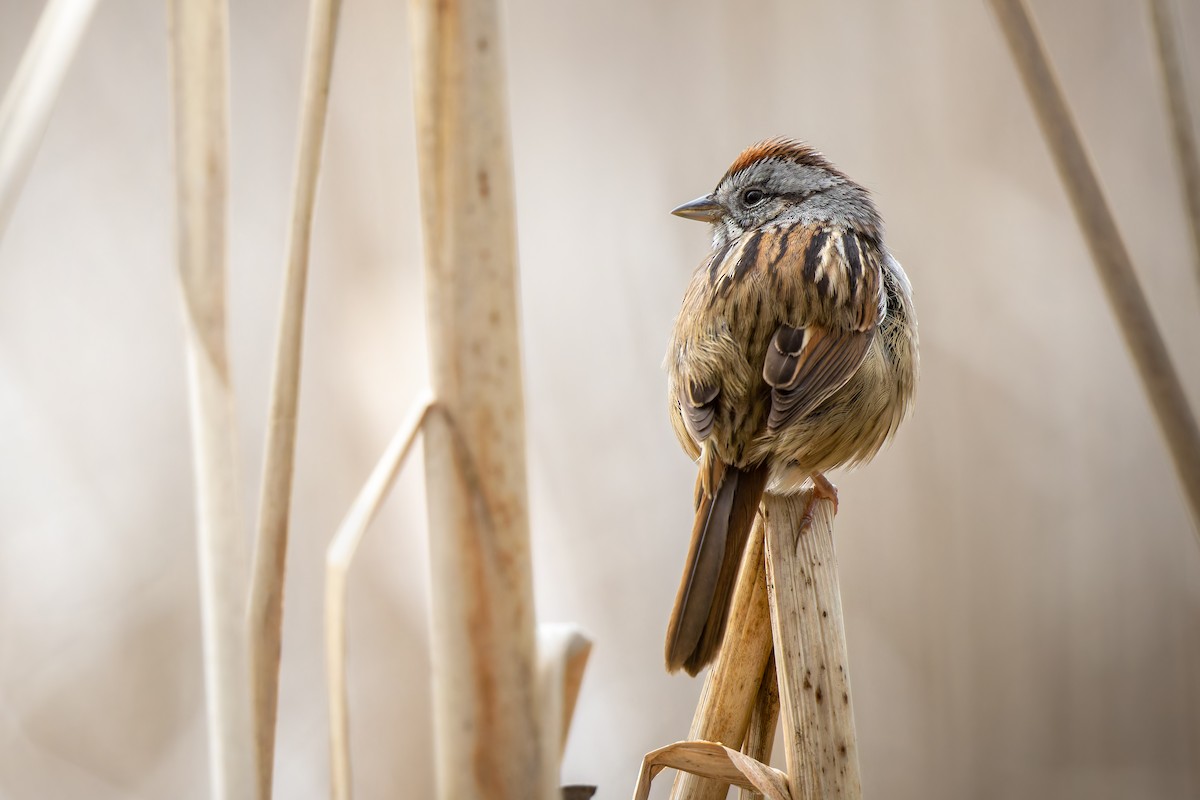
[1148,0,1200,287]
[989,0,1200,537]
[633,741,790,800]
[248,0,344,794]
[671,520,774,800]
[409,0,545,795]
[0,0,99,240]
[166,1,254,796]
[762,492,861,800]
[536,624,594,791]
[739,653,781,800]
[325,394,433,800]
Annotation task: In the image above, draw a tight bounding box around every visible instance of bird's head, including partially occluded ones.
[672,137,882,247]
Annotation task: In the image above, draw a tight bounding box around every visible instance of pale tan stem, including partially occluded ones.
[988,0,1200,537]
[536,623,594,792]
[633,741,791,800]
[1148,0,1200,289]
[672,519,774,800]
[763,492,861,800]
[0,0,100,241]
[248,0,344,794]
[325,394,433,800]
[739,653,781,800]
[166,1,254,796]
[408,0,544,795]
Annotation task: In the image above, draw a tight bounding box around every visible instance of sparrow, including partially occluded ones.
[664,137,918,675]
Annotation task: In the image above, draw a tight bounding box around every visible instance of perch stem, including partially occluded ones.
[671,518,774,800]
[738,653,781,800]
[763,491,862,800]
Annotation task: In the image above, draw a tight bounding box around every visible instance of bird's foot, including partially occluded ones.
[797,473,839,533]
[812,472,839,514]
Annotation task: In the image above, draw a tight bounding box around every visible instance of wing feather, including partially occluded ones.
[762,227,883,433]
[682,379,718,441]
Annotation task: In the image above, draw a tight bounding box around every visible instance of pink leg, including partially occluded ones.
[811,473,839,513]
[798,473,839,532]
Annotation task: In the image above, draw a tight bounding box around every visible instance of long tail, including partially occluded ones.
[664,460,769,675]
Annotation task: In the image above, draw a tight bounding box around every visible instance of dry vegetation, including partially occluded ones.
[0,0,1197,798]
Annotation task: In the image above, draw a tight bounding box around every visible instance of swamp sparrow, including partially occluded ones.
[664,138,918,675]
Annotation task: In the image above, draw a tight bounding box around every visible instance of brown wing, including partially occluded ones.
[762,226,884,434]
[681,378,718,441]
[763,324,872,432]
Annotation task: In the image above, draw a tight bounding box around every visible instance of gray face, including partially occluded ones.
[710,158,881,246]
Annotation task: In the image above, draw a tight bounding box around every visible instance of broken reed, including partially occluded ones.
[639,490,863,800]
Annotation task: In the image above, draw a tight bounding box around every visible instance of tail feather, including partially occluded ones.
[665,461,769,675]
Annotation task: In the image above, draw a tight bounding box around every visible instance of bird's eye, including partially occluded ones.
[742,188,765,206]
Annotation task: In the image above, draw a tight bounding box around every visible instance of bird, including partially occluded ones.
[663,137,918,676]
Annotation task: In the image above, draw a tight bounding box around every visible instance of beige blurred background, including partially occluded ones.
[2,0,1199,797]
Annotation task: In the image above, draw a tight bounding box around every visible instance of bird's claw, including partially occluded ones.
[811,473,839,514]
[797,473,839,536]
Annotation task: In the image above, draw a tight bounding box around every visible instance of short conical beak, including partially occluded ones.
[671,194,723,223]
